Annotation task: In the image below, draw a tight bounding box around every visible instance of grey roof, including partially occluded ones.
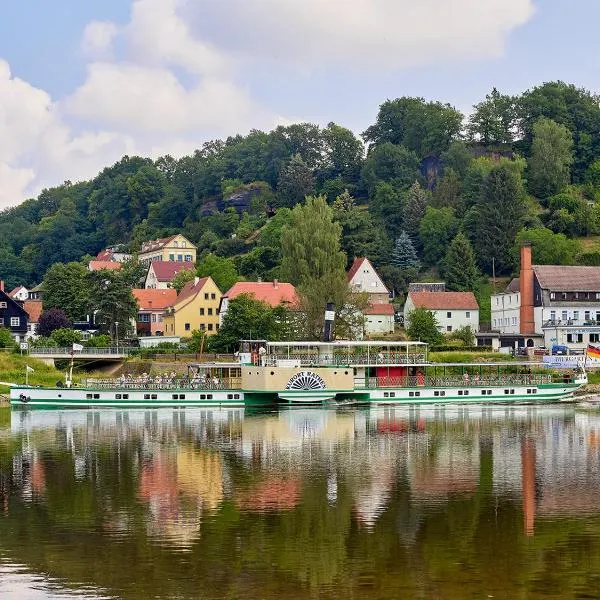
[534,265,600,292]
[505,278,520,293]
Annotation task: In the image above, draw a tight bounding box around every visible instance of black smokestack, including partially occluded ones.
[323,303,335,342]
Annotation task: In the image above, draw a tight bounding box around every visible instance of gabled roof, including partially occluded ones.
[364,303,395,316]
[96,249,114,261]
[24,300,43,323]
[8,285,27,298]
[132,289,177,311]
[175,277,210,305]
[89,260,122,271]
[148,261,195,282]
[505,278,520,293]
[347,257,368,282]
[223,281,298,307]
[533,265,600,292]
[29,283,43,293]
[409,291,479,310]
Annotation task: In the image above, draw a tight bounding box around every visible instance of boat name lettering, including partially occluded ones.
[285,371,326,390]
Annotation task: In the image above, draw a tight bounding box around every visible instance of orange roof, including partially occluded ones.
[347,257,367,282]
[96,249,114,261]
[176,277,210,305]
[364,303,395,316]
[24,300,43,323]
[409,291,479,310]
[132,289,177,310]
[224,281,298,307]
[89,260,122,271]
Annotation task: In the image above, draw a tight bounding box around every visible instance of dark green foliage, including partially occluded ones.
[467,88,517,147]
[514,228,580,265]
[276,154,316,208]
[43,262,90,322]
[0,328,17,350]
[403,182,430,247]
[420,207,459,266]
[406,308,443,345]
[391,232,420,270]
[361,143,420,193]
[444,233,480,292]
[474,165,526,274]
[196,254,239,293]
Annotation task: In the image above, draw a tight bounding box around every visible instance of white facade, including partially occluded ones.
[348,258,389,304]
[10,287,29,302]
[144,266,169,290]
[364,313,395,336]
[404,295,479,334]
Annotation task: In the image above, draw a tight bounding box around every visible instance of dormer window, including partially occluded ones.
[550,292,556,300]
[596,293,600,300]
[562,293,567,300]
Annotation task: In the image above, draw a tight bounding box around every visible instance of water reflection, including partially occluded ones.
[1,405,600,599]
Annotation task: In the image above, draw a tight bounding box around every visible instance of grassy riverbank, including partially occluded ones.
[429,351,516,363]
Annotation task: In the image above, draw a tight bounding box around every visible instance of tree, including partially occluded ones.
[50,328,83,347]
[528,118,573,198]
[361,143,421,193]
[170,268,196,294]
[515,228,580,265]
[276,154,315,208]
[0,327,16,350]
[419,207,459,266]
[449,325,475,346]
[196,253,239,293]
[403,182,430,247]
[43,262,90,322]
[431,169,463,213]
[369,182,405,240]
[321,122,364,183]
[475,164,526,274]
[467,88,517,146]
[37,308,71,337]
[444,233,480,292]
[210,295,291,352]
[390,232,420,270]
[363,97,463,157]
[406,308,443,346]
[280,196,348,338]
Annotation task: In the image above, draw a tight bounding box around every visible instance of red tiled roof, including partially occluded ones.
[409,291,479,310]
[24,300,43,323]
[132,289,177,310]
[149,261,195,282]
[364,303,395,316]
[347,257,367,282]
[96,249,114,261]
[176,277,210,305]
[89,260,122,271]
[224,281,298,307]
[8,285,27,298]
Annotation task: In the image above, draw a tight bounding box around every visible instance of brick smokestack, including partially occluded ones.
[519,244,535,335]
[0,280,4,292]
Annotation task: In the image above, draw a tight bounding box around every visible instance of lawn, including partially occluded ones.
[430,351,516,363]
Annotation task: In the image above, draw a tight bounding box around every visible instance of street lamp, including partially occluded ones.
[115,321,119,350]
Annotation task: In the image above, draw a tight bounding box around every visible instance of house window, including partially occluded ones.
[10,317,19,327]
[169,254,175,261]
[208,324,213,331]
[185,254,192,262]
[596,293,600,300]
[185,323,190,331]
[204,293,209,300]
[447,312,452,318]
[200,308,205,315]
[550,292,556,299]
[211,293,216,300]
[550,310,556,321]
[0,318,3,325]
[181,242,186,248]
[585,311,591,321]
[466,311,471,318]
[447,326,452,332]
[208,308,213,315]
[177,254,183,262]
[567,333,573,343]
[562,310,568,321]
[152,314,157,323]
[0,302,6,308]
[200,324,206,331]
[562,293,567,300]
[574,311,579,320]
[591,334,600,343]
[577,334,583,343]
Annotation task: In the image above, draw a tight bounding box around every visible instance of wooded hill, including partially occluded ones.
[2,81,600,296]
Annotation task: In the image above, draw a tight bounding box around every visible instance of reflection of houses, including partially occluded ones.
[176,448,224,510]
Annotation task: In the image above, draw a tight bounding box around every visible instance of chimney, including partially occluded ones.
[0,280,4,292]
[273,279,279,288]
[519,244,535,335]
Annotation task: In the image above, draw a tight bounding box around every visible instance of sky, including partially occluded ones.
[0,0,599,209]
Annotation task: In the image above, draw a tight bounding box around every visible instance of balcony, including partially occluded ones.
[542,319,600,329]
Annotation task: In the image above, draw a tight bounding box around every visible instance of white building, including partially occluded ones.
[347,257,390,304]
[491,245,600,351]
[8,286,29,302]
[404,291,480,334]
[363,304,395,336]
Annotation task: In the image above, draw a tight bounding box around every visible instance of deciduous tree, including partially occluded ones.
[406,308,443,346]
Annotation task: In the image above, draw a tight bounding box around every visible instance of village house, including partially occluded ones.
[96,247,131,262]
[404,291,480,334]
[347,257,390,304]
[0,281,29,342]
[163,277,222,337]
[144,261,195,290]
[139,234,197,266]
[28,283,43,301]
[363,304,395,336]
[8,286,29,302]
[132,289,177,337]
[23,300,43,340]
[490,244,600,352]
[219,281,298,325]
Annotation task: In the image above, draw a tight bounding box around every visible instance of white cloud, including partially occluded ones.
[191,0,535,69]
[81,21,119,58]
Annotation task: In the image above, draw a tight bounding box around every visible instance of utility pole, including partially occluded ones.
[492,257,497,294]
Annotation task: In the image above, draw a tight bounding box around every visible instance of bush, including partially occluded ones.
[49,328,83,347]
[0,327,17,351]
[431,345,492,352]
[85,334,111,348]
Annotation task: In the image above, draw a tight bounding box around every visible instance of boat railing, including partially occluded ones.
[260,352,427,367]
[357,374,557,389]
[85,377,243,390]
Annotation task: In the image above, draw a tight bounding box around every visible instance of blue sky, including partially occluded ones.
[0,0,599,208]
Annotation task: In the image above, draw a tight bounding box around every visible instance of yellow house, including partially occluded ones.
[163,276,222,337]
[139,234,197,266]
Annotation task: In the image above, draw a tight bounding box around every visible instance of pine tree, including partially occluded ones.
[403,182,430,248]
[276,153,316,208]
[391,231,420,270]
[444,233,480,291]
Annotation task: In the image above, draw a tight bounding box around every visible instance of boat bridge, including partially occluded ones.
[29,347,133,366]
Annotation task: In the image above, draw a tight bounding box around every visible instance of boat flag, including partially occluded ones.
[26,365,34,373]
[587,344,600,359]
[72,343,84,352]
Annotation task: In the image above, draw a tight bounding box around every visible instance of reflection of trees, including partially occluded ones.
[0,410,599,598]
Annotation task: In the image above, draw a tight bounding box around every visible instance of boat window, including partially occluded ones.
[234,394,240,399]
[504,389,510,395]
[207,394,213,399]
[389,392,395,398]
[464,390,469,396]
[415,391,420,397]
[123,394,129,399]
[144,394,150,399]
[532,389,537,394]
[434,391,439,397]
[228,394,233,399]
[151,394,157,400]
[440,391,445,396]
[172,394,179,400]
[200,394,206,400]
[180,394,185,399]
[409,392,414,397]
[384,392,389,398]
[94,394,100,399]
[86,394,93,399]
[116,394,121,399]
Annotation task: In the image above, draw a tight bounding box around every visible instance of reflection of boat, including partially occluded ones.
[10,339,587,408]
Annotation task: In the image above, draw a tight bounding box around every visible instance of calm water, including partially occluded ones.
[1,406,600,600]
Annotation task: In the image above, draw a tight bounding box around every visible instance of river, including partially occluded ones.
[1,405,599,599]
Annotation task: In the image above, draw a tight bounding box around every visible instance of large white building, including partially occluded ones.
[404,291,480,334]
[491,245,600,351]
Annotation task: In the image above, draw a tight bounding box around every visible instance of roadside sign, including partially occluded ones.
[19,342,29,351]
